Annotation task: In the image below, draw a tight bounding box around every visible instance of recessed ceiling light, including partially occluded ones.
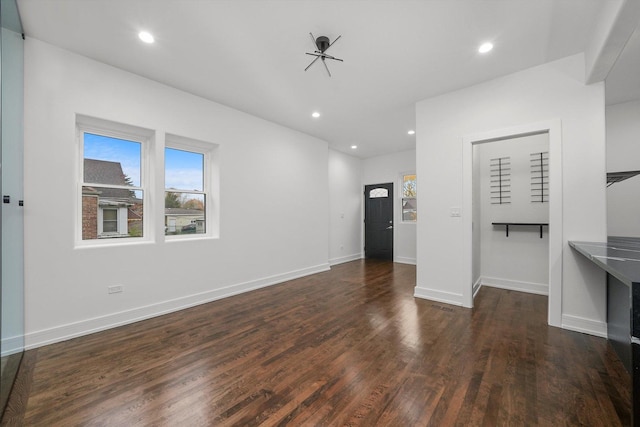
[139,31,155,44]
[478,42,493,54]
[351,145,357,149]
[311,111,321,118]
[408,130,416,135]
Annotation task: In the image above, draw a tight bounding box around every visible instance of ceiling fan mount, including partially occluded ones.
[314,36,331,53]
[305,33,343,77]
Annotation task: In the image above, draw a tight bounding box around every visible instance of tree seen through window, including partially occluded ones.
[402,174,417,222]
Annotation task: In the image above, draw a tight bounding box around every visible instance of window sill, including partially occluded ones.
[75,237,155,249]
[165,234,219,243]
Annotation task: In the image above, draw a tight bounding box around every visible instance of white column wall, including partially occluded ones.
[415,54,607,336]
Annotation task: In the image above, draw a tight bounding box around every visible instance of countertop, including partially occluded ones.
[569,237,640,288]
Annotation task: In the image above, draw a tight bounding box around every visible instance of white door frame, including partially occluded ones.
[462,120,562,327]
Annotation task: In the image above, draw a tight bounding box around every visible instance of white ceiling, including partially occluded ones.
[606,24,640,106]
[16,0,622,158]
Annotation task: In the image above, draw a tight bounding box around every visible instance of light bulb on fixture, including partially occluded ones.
[311,112,321,118]
[408,130,416,135]
[139,31,155,44]
[478,42,493,53]
[351,145,357,149]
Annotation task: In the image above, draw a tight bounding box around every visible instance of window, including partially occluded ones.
[402,174,417,222]
[370,188,389,198]
[102,208,118,233]
[77,116,218,245]
[164,134,217,238]
[79,120,148,242]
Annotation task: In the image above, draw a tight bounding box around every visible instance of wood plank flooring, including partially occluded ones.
[1,260,631,426]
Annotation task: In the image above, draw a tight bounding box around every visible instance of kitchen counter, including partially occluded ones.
[570,237,640,426]
[569,237,640,286]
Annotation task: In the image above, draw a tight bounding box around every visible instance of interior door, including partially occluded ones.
[364,183,394,260]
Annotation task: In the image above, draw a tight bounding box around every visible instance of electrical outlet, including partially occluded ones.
[108,285,124,294]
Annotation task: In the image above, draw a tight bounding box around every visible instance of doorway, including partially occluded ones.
[462,120,563,327]
[472,133,550,298]
[364,183,394,260]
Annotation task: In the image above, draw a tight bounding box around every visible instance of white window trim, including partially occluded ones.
[164,133,219,241]
[76,114,154,247]
[400,171,417,224]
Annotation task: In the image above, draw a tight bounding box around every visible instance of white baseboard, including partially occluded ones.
[480,276,548,296]
[395,256,416,265]
[413,286,464,306]
[472,277,482,299]
[25,263,330,350]
[562,314,607,338]
[1,335,24,357]
[329,253,362,266]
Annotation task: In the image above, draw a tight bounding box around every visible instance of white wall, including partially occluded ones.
[476,134,549,295]
[23,39,330,348]
[362,150,417,264]
[606,100,640,237]
[328,149,362,265]
[416,54,608,337]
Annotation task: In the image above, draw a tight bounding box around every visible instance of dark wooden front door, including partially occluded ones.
[364,183,393,260]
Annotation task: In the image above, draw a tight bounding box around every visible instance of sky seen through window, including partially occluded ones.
[83,133,204,191]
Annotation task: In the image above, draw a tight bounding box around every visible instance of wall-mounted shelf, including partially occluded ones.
[607,170,640,187]
[492,222,548,238]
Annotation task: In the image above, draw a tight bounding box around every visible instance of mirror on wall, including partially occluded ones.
[0,0,24,416]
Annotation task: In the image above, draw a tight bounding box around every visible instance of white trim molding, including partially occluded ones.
[329,253,363,266]
[472,277,482,298]
[414,287,464,307]
[25,263,330,350]
[395,256,416,265]
[562,314,607,338]
[480,276,548,296]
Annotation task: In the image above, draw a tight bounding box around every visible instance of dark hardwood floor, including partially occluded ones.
[1,259,631,426]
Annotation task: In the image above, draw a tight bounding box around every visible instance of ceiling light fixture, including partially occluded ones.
[312,111,321,118]
[351,145,357,149]
[305,33,343,77]
[139,31,155,44]
[478,42,493,54]
[408,130,416,135]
